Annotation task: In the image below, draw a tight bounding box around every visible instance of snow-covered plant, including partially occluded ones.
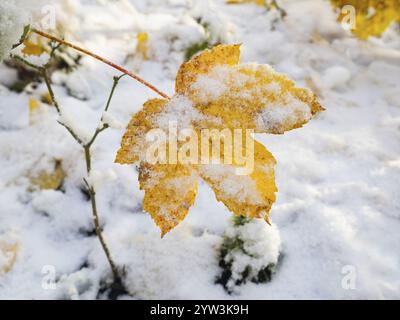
[186,1,230,61]
[184,23,214,61]
[8,20,172,295]
[7,11,322,294]
[216,216,281,293]
[0,1,30,62]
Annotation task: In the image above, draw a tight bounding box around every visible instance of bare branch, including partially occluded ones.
[32,28,170,99]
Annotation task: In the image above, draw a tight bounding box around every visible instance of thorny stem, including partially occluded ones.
[32,28,171,99]
[13,53,123,282]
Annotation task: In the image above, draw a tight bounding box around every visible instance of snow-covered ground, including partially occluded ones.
[0,0,399,299]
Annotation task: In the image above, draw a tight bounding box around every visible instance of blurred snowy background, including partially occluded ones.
[0,0,399,299]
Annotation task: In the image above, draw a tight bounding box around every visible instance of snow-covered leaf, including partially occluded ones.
[116,44,323,236]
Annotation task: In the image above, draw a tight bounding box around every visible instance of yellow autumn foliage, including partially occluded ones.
[22,37,46,56]
[331,0,400,39]
[116,44,323,236]
[29,97,40,125]
[30,160,65,190]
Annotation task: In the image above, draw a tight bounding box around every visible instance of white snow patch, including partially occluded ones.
[0,1,29,62]
[322,66,352,89]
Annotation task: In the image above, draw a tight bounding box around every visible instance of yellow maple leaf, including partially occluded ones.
[116,44,323,236]
[331,0,400,39]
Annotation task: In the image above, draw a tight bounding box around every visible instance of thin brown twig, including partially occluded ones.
[32,28,171,100]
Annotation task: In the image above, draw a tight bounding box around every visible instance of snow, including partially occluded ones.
[101,111,123,130]
[192,70,230,104]
[156,95,201,130]
[0,0,400,300]
[57,99,93,145]
[222,220,281,293]
[255,94,312,132]
[198,164,263,205]
[322,65,352,89]
[190,62,316,133]
[24,53,51,67]
[0,1,29,62]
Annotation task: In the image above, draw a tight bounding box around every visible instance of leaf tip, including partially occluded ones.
[265,214,272,226]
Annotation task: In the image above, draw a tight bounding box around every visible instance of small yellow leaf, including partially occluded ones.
[29,97,40,125]
[0,242,18,274]
[331,0,400,40]
[136,32,149,60]
[226,0,266,7]
[22,38,45,56]
[30,160,65,190]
